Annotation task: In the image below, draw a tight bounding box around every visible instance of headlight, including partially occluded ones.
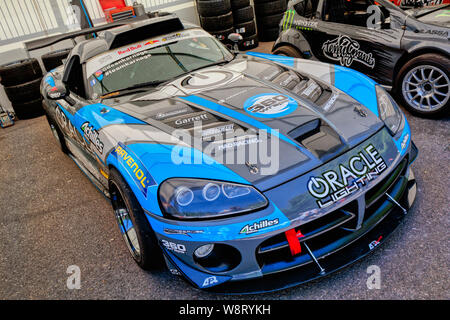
[159,178,268,219]
[376,85,402,135]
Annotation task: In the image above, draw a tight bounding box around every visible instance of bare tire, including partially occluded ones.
[109,168,163,270]
[396,53,449,117]
[273,45,303,58]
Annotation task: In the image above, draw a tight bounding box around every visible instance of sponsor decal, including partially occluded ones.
[201,123,234,138]
[118,44,142,55]
[144,40,160,45]
[239,218,279,235]
[161,239,186,254]
[202,276,218,288]
[169,268,181,275]
[174,113,208,126]
[90,79,97,87]
[307,145,387,208]
[80,122,104,153]
[369,236,382,250]
[217,137,261,151]
[322,35,375,69]
[401,133,409,150]
[162,33,182,42]
[155,108,189,120]
[283,10,318,31]
[111,142,156,198]
[323,93,339,111]
[244,93,298,118]
[103,51,151,77]
[164,228,204,237]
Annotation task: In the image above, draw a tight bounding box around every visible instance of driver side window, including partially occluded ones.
[323,0,390,28]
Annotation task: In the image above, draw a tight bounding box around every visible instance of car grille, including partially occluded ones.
[256,158,409,270]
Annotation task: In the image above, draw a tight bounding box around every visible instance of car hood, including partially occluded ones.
[407,4,450,27]
[103,55,383,190]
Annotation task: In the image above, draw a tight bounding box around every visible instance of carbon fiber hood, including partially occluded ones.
[106,55,384,190]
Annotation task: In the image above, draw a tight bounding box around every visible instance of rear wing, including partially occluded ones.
[24,12,175,51]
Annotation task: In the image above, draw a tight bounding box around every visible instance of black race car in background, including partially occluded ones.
[272,0,450,116]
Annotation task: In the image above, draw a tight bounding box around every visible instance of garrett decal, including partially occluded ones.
[174,113,208,126]
[111,142,156,198]
[80,122,104,153]
[244,93,298,118]
[307,145,387,208]
[239,218,279,235]
[322,35,375,69]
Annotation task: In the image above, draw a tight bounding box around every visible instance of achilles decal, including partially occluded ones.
[239,218,279,235]
[80,121,104,153]
[307,144,387,208]
[244,93,298,118]
[322,35,375,69]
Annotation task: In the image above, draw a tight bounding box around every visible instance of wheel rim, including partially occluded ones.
[402,65,450,112]
[110,183,141,259]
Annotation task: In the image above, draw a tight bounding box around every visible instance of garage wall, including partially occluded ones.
[0,0,199,112]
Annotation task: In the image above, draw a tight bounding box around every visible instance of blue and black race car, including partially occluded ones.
[38,14,418,293]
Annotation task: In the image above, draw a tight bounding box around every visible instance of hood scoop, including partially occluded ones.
[288,119,346,162]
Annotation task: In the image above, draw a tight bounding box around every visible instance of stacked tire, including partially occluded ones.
[41,48,70,72]
[0,58,44,120]
[254,0,287,41]
[197,0,234,45]
[231,0,258,50]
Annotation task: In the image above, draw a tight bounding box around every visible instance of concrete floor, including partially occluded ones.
[0,42,449,300]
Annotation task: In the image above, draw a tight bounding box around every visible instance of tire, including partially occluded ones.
[396,53,450,117]
[197,0,232,17]
[200,12,233,31]
[254,0,287,16]
[12,97,44,120]
[238,34,259,51]
[272,45,303,58]
[41,48,71,72]
[232,5,254,23]
[210,27,234,43]
[0,58,42,87]
[45,112,69,154]
[109,168,163,270]
[257,12,284,28]
[234,20,256,38]
[231,0,249,9]
[4,77,42,104]
[257,26,279,41]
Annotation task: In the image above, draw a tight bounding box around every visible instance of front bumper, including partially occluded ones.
[155,147,417,293]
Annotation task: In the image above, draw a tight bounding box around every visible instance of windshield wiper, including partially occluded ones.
[100,79,170,99]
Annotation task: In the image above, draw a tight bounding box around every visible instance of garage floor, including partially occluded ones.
[0,42,449,299]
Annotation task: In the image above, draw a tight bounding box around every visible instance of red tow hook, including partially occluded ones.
[285,228,304,256]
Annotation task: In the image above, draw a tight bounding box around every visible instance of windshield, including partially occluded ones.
[86,30,233,98]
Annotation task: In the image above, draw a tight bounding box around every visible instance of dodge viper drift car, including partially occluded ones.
[273,0,450,117]
[38,14,418,293]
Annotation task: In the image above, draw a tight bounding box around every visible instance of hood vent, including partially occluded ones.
[288,119,345,161]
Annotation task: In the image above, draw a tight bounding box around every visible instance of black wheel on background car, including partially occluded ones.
[41,48,71,72]
[273,45,303,58]
[12,98,45,119]
[200,11,233,31]
[45,113,69,154]
[196,0,232,17]
[4,77,42,104]
[0,58,42,87]
[397,53,450,117]
[109,168,163,270]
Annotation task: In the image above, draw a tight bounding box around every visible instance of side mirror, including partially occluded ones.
[46,85,67,100]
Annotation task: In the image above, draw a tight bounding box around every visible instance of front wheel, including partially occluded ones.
[109,168,163,270]
[272,45,303,58]
[397,53,450,117]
